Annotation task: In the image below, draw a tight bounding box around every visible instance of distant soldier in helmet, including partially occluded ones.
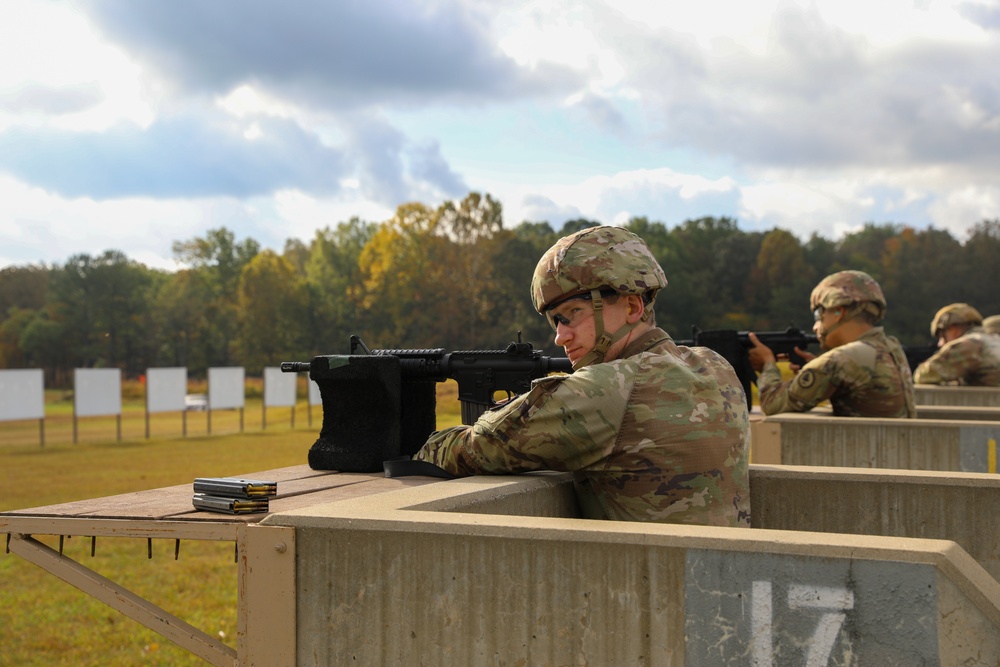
[747,270,916,417]
[984,315,1000,336]
[912,303,1000,386]
[414,225,751,527]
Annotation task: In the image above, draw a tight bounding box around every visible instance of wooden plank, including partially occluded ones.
[238,524,295,666]
[0,466,346,519]
[0,468,441,528]
[73,473,388,521]
[8,534,237,667]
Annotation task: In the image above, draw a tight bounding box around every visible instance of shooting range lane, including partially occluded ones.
[4,464,1000,664]
[0,465,442,667]
[260,469,1000,665]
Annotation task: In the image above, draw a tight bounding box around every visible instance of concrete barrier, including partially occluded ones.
[916,384,1000,407]
[265,469,1000,666]
[917,405,1000,421]
[789,403,1000,421]
[751,413,1000,472]
[750,464,1000,582]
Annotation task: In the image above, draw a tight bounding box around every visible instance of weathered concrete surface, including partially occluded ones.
[751,413,1000,473]
[917,405,1000,421]
[264,473,1000,666]
[750,464,1000,582]
[764,403,1000,420]
[916,384,1000,407]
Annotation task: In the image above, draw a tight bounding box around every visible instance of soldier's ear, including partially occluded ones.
[626,296,644,320]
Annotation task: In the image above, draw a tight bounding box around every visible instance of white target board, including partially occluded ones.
[74,368,122,417]
[146,367,187,413]
[0,369,45,421]
[309,378,321,406]
[208,367,245,409]
[264,367,297,407]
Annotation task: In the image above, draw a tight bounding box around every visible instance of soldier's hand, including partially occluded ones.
[788,345,816,373]
[747,332,776,372]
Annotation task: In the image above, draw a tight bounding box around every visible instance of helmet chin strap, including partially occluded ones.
[816,308,850,348]
[571,289,642,370]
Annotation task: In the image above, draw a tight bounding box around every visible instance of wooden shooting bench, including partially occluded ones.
[0,465,439,667]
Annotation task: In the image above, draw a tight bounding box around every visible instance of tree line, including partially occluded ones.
[2,191,998,387]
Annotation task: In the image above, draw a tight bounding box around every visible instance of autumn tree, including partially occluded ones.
[658,217,745,334]
[962,220,1000,318]
[236,250,308,373]
[358,202,455,347]
[450,221,560,352]
[152,269,216,372]
[433,192,506,345]
[751,229,816,329]
[0,264,50,367]
[879,226,964,345]
[301,218,376,355]
[42,251,160,376]
[171,228,260,366]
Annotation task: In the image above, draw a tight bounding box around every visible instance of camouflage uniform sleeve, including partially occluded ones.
[756,357,837,415]
[414,372,627,476]
[913,356,948,384]
[913,341,969,385]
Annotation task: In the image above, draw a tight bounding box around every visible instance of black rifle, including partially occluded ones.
[692,326,940,408]
[281,334,572,472]
[692,327,818,410]
[901,343,937,372]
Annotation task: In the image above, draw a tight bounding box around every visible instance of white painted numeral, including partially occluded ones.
[752,580,854,666]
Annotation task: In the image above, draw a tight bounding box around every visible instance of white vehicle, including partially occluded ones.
[184,394,208,411]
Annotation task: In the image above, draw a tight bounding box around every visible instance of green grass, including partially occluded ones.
[0,382,463,667]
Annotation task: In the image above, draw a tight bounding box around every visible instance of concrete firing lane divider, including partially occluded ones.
[263,468,1000,666]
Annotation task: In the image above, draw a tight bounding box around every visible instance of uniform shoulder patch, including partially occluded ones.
[796,369,816,389]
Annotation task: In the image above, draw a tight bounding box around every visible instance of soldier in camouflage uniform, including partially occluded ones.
[913,304,1000,386]
[413,226,751,527]
[747,270,916,417]
[985,315,1000,336]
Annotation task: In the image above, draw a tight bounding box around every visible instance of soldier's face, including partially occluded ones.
[938,325,963,346]
[552,296,631,364]
[813,307,845,349]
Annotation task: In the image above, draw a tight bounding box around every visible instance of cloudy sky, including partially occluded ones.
[2,0,999,271]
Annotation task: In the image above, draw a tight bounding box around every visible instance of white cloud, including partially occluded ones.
[739,179,860,236]
[2,0,999,270]
[486,167,739,227]
[927,184,1000,234]
[0,1,154,132]
[271,190,394,241]
[0,175,257,271]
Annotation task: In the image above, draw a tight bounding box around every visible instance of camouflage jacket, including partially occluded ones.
[414,328,751,527]
[913,328,1000,386]
[757,327,916,418]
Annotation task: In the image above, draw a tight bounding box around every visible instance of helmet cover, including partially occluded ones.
[530,226,667,314]
[810,270,887,320]
[930,303,983,337]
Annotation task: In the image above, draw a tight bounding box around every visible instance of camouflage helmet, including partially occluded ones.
[530,225,667,314]
[983,315,1000,335]
[809,270,887,320]
[930,303,983,337]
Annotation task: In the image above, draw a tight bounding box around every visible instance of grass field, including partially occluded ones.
[0,382,462,667]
